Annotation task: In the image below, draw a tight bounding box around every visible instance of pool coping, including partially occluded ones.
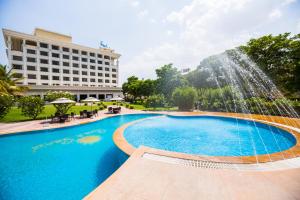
[113,113,300,164]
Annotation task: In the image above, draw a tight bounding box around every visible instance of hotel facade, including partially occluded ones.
[2,28,123,101]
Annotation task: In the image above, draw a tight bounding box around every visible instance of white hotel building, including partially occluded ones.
[2,28,123,101]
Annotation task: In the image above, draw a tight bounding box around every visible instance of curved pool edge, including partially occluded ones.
[113,113,300,164]
[0,113,161,137]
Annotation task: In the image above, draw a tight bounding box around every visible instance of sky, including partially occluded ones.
[0,0,300,85]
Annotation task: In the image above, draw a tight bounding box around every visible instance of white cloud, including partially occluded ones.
[129,0,140,8]
[166,30,173,36]
[269,9,282,19]
[121,0,299,82]
[137,9,149,19]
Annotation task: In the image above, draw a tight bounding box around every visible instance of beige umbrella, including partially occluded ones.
[110,97,124,106]
[50,98,76,116]
[82,97,100,110]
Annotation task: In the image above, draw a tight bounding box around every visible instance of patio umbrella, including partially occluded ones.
[82,97,100,110]
[110,97,124,106]
[50,98,76,116]
[50,98,76,104]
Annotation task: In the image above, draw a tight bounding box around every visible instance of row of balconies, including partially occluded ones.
[22,44,114,61]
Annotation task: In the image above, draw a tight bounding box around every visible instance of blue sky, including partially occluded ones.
[0,0,300,84]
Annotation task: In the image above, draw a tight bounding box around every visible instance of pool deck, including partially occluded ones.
[0,107,145,135]
[1,110,300,199]
[85,146,300,200]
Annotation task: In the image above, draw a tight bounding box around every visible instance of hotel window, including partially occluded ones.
[82,78,88,82]
[63,62,69,67]
[73,63,79,68]
[112,74,117,78]
[63,54,69,59]
[104,55,110,59]
[25,40,37,46]
[112,68,117,72]
[27,65,36,71]
[41,75,48,80]
[72,49,79,54]
[40,51,48,56]
[97,54,102,58]
[90,59,95,63]
[52,45,59,50]
[63,77,70,81]
[81,57,87,62]
[112,80,117,83]
[73,70,79,75]
[98,73,103,76]
[82,71,87,75]
[98,79,103,83]
[13,55,22,61]
[98,67,103,70]
[81,51,87,55]
[52,68,60,73]
[14,73,23,78]
[63,69,70,74]
[52,60,59,65]
[52,76,60,80]
[90,72,95,76]
[82,64,87,69]
[105,62,110,65]
[97,60,102,64]
[40,43,48,48]
[40,67,48,72]
[52,53,60,58]
[28,82,36,85]
[105,73,110,77]
[27,57,36,62]
[90,78,95,82]
[90,52,95,57]
[72,56,79,61]
[27,49,36,54]
[42,83,49,85]
[12,64,22,70]
[73,77,79,81]
[105,67,109,71]
[62,47,69,52]
[40,59,48,64]
[90,65,95,70]
[28,74,36,79]
[105,79,110,83]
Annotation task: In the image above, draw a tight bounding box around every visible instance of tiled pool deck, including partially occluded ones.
[1,109,300,199]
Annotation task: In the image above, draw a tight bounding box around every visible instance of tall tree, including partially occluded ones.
[156,64,187,101]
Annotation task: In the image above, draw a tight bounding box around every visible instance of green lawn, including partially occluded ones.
[0,102,177,123]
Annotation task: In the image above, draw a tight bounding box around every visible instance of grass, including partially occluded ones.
[0,102,178,123]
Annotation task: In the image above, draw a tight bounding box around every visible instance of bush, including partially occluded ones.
[99,106,104,110]
[113,102,116,105]
[172,87,197,111]
[144,95,165,109]
[103,105,107,109]
[125,104,129,108]
[44,91,75,102]
[0,95,14,119]
[18,96,45,119]
[84,103,88,106]
[129,105,134,109]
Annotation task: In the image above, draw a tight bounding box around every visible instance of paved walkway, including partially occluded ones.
[0,107,144,135]
[85,147,300,200]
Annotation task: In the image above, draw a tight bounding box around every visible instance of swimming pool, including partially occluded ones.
[123,115,296,156]
[0,114,159,200]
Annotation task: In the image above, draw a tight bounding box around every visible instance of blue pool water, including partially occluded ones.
[0,114,159,200]
[124,115,296,156]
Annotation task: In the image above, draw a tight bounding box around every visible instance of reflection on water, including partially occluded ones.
[32,129,105,152]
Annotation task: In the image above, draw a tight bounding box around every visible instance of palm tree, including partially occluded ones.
[0,64,28,96]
